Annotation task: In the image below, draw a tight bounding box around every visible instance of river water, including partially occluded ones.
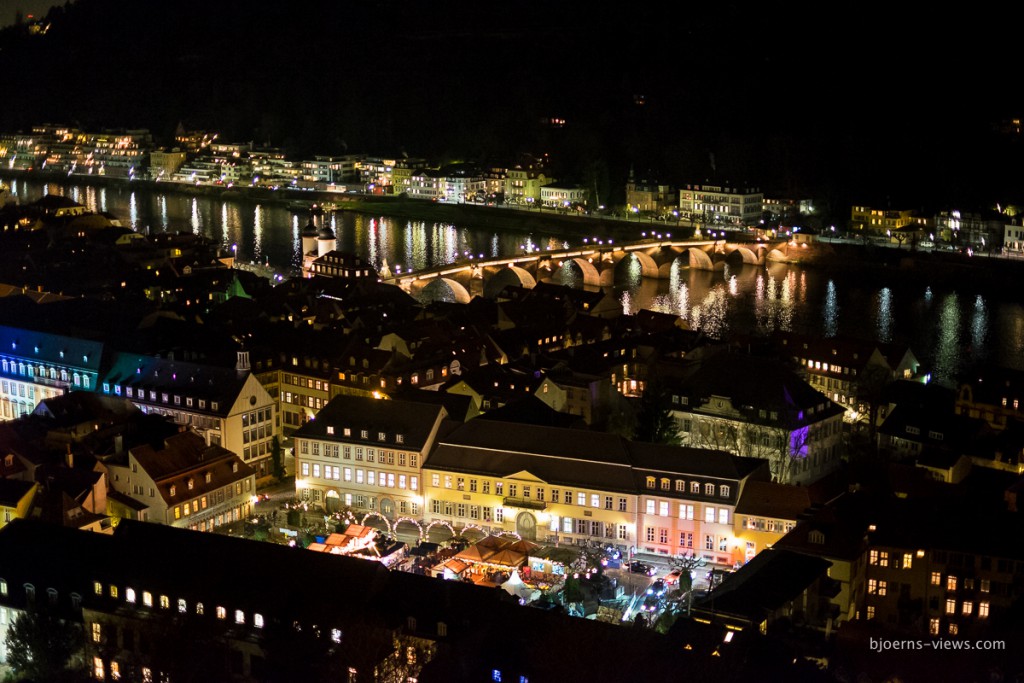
[7,177,1024,382]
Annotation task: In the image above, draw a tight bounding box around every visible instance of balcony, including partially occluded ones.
[502,497,547,511]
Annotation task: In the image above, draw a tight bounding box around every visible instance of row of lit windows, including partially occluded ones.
[869,549,924,569]
[104,384,219,412]
[930,573,991,593]
[430,474,629,511]
[1,358,92,387]
[645,477,730,498]
[645,527,728,552]
[645,499,729,524]
[300,461,418,491]
[91,582,279,630]
[300,440,416,467]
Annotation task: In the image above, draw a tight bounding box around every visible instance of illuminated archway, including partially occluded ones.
[687,248,714,270]
[726,246,759,265]
[394,517,424,542]
[424,520,456,541]
[360,511,393,534]
[420,277,472,303]
[552,257,601,286]
[484,265,537,298]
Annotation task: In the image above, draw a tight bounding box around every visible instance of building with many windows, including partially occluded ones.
[292,395,447,519]
[100,352,278,479]
[863,502,1024,638]
[0,325,104,420]
[103,431,255,531]
[668,352,845,484]
[424,418,768,562]
[679,182,763,226]
[504,166,555,205]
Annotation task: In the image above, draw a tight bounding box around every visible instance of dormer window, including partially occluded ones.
[169,486,176,497]
[396,434,404,444]
[187,478,194,490]
[232,462,238,473]
[205,472,212,484]
[343,428,351,437]
[378,432,386,441]
[327,426,334,435]
[360,430,368,439]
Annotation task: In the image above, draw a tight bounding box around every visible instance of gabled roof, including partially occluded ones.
[129,431,253,505]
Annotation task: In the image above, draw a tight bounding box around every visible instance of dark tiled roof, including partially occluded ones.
[293,394,445,451]
[734,480,813,519]
[692,548,831,620]
[102,352,249,416]
[0,478,35,507]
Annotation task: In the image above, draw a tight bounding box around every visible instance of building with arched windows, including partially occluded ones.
[0,325,104,421]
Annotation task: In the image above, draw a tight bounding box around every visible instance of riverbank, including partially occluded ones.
[792,240,1024,296]
[0,168,667,242]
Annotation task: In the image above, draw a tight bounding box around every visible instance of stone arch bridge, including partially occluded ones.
[383,239,787,303]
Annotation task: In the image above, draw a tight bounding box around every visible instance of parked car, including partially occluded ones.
[665,569,683,585]
[629,561,656,576]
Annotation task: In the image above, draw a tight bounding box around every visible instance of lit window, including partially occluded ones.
[143,591,153,607]
[979,602,989,618]
[92,622,102,643]
[946,599,956,614]
[947,575,957,591]
[930,571,941,586]
[178,598,187,613]
[110,661,121,680]
[235,609,245,624]
[93,657,105,680]
[492,671,502,682]
[93,581,102,595]
[216,606,226,620]
[126,588,136,604]
[331,628,342,643]
[159,595,169,609]
[929,618,939,635]
[196,602,205,615]
[254,613,264,628]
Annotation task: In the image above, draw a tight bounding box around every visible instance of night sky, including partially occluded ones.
[0,1,1021,211]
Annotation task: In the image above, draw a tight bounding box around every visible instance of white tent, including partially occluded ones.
[501,569,539,602]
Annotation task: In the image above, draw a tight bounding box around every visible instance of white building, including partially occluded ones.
[540,183,588,208]
[679,182,763,227]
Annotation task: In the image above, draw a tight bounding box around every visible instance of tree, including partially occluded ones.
[685,414,814,483]
[270,436,285,480]
[4,609,85,681]
[633,381,681,445]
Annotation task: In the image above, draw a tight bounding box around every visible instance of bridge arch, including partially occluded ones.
[725,246,760,265]
[614,251,660,279]
[552,257,601,286]
[687,247,715,270]
[484,265,537,298]
[419,277,472,303]
[767,249,788,262]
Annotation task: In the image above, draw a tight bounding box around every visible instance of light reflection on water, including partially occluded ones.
[6,178,1024,381]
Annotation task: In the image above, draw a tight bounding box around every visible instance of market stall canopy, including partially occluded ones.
[454,544,497,563]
